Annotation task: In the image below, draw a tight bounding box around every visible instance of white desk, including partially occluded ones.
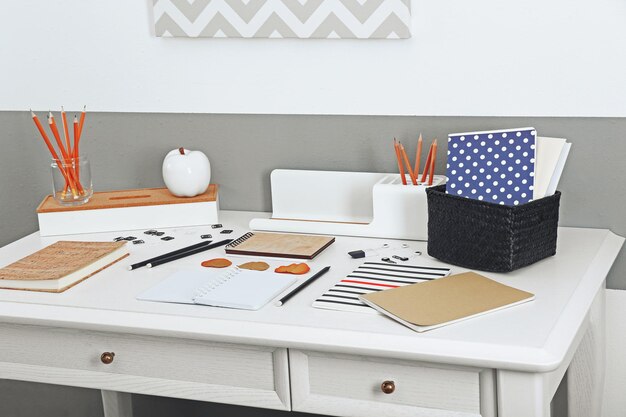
[0,211,622,417]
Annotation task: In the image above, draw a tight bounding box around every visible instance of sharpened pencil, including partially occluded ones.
[394,139,407,185]
[414,134,423,181]
[48,112,68,159]
[31,110,73,189]
[399,143,417,185]
[428,139,438,185]
[75,106,86,157]
[420,141,435,184]
[61,106,71,155]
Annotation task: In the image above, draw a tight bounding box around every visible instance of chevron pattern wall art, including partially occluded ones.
[153,0,411,39]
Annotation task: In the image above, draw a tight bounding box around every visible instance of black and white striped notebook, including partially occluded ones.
[313,262,451,314]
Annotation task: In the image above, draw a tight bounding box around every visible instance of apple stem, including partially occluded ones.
[178,147,185,155]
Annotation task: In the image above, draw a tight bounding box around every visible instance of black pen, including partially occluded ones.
[146,239,233,268]
[128,241,212,270]
[275,266,331,307]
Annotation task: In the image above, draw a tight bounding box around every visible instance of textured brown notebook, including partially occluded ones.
[225,232,335,260]
[360,272,534,332]
[0,241,129,293]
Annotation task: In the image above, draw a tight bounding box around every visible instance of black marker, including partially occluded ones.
[147,239,233,268]
[128,241,212,270]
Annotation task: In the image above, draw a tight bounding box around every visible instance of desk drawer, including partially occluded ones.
[290,350,482,417]
[0,324,290,410]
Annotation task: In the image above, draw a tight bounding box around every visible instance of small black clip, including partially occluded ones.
[155,232,165,236]
[161,236,175,241]
[201,234,212,239]
[220,229,233,234]
[392,255,409,261]
[124,236,137,241]
[144,230,158,235]
[132,240,145,245]
[211,224,223,229]
[113,237,125,242]
[381,257,397,264]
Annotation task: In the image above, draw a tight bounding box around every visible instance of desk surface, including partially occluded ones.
[0,211,622,373]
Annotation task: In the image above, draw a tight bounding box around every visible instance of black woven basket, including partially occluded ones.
[425,185,560,272]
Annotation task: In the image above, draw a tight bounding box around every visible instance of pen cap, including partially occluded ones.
[348,250,366,259]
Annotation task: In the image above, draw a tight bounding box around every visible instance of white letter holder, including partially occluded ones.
[249,170,446,241]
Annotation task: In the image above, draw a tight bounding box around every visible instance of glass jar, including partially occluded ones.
[50,156,93,206]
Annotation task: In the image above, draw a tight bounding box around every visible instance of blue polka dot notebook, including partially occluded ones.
[446,128,537,206]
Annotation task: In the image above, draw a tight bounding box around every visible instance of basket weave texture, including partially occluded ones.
[426,185,561,272]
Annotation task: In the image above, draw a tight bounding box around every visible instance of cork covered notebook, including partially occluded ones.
[225,232,335,260]
[0,241,129,293]
[360,272,534,332]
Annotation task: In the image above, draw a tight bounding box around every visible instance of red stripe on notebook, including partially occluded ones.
[341,279,398,288]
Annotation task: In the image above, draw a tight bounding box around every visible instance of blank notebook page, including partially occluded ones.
[193,268,296,310]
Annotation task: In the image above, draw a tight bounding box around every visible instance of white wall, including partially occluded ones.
[1,0,625,116]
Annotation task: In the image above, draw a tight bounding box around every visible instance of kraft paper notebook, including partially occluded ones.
[137,267,297,311]
[225,232,335,260]
[0,241,129,293]
[360,272,534,332]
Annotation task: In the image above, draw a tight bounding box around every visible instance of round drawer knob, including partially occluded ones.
[381,380,395,394]
[100,352,115,365]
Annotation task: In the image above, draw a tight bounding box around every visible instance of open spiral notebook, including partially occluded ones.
[137,267,296,310]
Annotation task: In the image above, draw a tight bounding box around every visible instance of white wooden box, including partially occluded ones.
[37,186,219,237]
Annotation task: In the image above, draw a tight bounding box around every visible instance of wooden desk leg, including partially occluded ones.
[101,390,133,417]
[497,371,551,417]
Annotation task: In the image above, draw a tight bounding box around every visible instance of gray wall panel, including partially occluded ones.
[2,111,623,286]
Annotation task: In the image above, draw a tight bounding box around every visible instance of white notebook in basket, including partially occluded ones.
[137,267,296,311]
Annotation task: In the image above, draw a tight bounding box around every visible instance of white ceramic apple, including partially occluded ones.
[162,147,211,197]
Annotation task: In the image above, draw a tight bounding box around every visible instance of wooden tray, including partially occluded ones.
[37,185,218,213]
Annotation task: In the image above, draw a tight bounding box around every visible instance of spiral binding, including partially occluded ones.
[193,268,241,299]
[226,232,255,248]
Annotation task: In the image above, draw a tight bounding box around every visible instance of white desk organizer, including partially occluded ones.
[249,170,446,241]
[37,186,219,237]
